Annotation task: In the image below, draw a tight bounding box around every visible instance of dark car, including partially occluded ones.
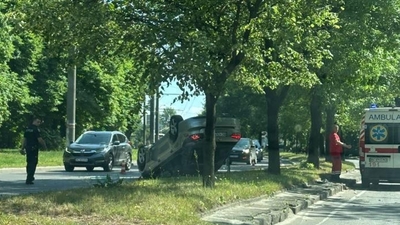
[63,131,132,172]
[137,115,241,178]
[229,138,263,164]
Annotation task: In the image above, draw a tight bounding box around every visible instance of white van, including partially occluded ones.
[359,106,400,187]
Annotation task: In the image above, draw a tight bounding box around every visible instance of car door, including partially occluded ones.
[111,134,121,162]
[117,133,129,163]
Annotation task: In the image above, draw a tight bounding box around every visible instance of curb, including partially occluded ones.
[289,183,344,215]
[202,181,351,225]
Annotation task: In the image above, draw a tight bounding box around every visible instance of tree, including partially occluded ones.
[0,3,34,124]
[215,78,267,138]
[237,0,339,174]
[0,0,146,149]
[306,0,400,167]
[0,2,44,147]
[116,0,271,188]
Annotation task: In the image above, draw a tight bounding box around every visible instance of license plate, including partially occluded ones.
[76,158,88,162]
[216,132,226,137]
[230,155,239,158]
[369,157,389,163]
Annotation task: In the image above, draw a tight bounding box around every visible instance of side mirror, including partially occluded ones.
[113,141,120,146]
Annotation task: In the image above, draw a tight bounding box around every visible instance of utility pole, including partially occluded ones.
[66,63,76,145]
[142,98,146,145]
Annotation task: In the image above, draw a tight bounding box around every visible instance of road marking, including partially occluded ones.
[315,190,366,225]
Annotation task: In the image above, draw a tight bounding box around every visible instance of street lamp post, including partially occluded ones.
[66,47,76,146]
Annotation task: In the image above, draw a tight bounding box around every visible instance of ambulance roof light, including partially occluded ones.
[370,103,378,109]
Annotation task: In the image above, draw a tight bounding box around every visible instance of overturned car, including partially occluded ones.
[137,115,241,178]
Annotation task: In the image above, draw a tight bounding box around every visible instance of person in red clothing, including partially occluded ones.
[329,124,351,181]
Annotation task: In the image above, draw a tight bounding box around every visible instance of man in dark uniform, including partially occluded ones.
[20,116,47,185]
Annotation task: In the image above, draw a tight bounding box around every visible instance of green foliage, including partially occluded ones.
[216,79,267,138]
[21,0,124,65]
[160,107,177,131]
[0,0,145,148]
[40,128,66,150]
[299,160,315,170]
[93,174,124,188]
[279,86,311,148]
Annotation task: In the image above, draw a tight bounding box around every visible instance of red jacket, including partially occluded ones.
[329,132,343,156]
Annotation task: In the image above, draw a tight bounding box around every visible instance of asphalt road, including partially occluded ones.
[0,166,142,197]
[279,158,400,225]
[0,158,293,197]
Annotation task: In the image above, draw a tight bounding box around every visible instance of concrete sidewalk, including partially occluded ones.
[201,169,360,225]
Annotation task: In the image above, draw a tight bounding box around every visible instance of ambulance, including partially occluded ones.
[359,106,400,187]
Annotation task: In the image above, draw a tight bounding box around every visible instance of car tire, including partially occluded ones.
[137,145,147,171]
[169,115,183,142]
[103,154,114,172]
[86,166,94,172]
[125,153,132,171]
[64,164,74,172]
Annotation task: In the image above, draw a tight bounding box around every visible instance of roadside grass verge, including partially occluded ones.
[0,154,355,225]
[0,149,138,168]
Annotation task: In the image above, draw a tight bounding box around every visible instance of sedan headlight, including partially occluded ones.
[243,149,249,154]
[96,147,109,153]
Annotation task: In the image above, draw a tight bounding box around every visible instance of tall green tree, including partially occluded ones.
[0,0,146,148]
[306,0,400,167]
[0,3,33,124]
[117,0,270,188]
[238,0,338,174]
[0,1,43,147]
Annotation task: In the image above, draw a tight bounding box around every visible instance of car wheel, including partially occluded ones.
[125,153,132,171]
[103,154,114,172]
[64,164,74,172]
[169,115,183,142]
[86,166,94,172]
[137,146,147,171]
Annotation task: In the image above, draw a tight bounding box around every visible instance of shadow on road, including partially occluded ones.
[350,183,400,191]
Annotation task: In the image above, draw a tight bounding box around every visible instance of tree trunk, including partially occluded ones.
[325,105,336,161]
[203,93,217,188]
[264,86,290,175]
[307,87,322,169]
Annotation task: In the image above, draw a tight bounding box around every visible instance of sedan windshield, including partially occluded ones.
[234,138,250,149]
[76,133,111,145]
